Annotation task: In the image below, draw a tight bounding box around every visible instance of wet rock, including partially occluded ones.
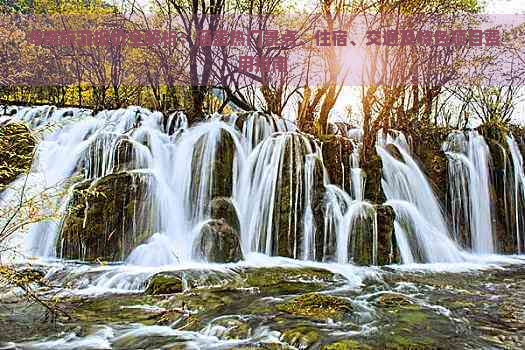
[321,135,354,193]
[83,134,148,178]
[210,197,241,234]
[208,317,251,340]
[376,205,399,265]
[281,326,320,349]
[243,267,346,295]
[145,273,184,295]
[189,129,236,219]
[277,293,353,321]
[362,149,385,204]
[372,293,413,308]
[384,144,403,161]
[57,171,156,262]
[193,219,243,263]
[348,204,376,266]
[265,133,325,260]
[0,122,36,191]
[321,339,373,350]
[401,119,449,204]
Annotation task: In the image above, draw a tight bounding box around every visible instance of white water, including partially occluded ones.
[377,131,464,263]
[2,106,381,268]
[2,106,521,271]
[443,131,495,254]
[506,135,525,253]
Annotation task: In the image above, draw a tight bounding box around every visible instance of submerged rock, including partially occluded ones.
[193,219,243,263]
[57,171,156,262]
[277,293,353,320]
[0,122,36,191]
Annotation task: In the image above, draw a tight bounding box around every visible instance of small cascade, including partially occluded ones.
[387,200,464,263]
[236,132,323,260]
[443,131,495,254]
[377,131,463,263]
[505,135,525,253]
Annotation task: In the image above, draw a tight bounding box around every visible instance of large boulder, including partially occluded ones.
[0,122,36,191]
[193,219,243,263]
[57,171,156,262]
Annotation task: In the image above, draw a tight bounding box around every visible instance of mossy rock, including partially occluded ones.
[210,197,241,234]
[348,204,376,265]
[145,266,344,296]
[253,133,323,260]
[277,293,353,320]
[0,121,36,191]
[362,149,385,204]
[145,273,183,295]
[243,267,346,295]
[209,317,252,340]
[376,205,400,265]
[321,339,373,350]
[281,326,320,349]
[193,219,243,263]
[372,293,413,308]
[320,134,354,193]
[57,171,156,262]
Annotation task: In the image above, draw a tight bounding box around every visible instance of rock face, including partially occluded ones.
[376,205,400,265]
[321,135,353,193]
[57,171,156,262]
[276,137,325,260]
[479,123,520,253]
[0,122,36,191]
[362,148,386,204]
[402,120,449,203]
[193,219,243,263]
[348,204,398,266]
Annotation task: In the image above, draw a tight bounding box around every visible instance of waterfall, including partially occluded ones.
[443,131,495,254]
[6,105,515,268]
[505,135,525,253]
[377,131,464,263]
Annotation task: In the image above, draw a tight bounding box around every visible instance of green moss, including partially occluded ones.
[145,273,183,295]
[281,326,320,348]
[321,339,373,350]
[244,267,344,295]
[0,122,36,191]
[58,171,155,262]
[277,293,353,320]
[372,293,413,308]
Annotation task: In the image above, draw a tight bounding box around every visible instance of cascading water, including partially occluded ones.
[505,135,525,253]
[377,131,465,263]
[443,130,495,254]
[4,107,368,267]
